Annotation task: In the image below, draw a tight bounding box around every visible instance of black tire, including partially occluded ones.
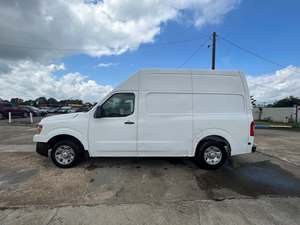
[195,140,227,170]
[50,140,81,168]
[0,112,4,120]
[23,112,28,118]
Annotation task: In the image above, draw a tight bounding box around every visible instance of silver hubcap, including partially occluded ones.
[204,146,222,165]
[55,145,75,165]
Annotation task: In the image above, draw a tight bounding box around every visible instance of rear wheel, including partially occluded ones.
[195,140,227,170]
[23,112,28,118]
[0,112,4,120]
[51,140,81,168]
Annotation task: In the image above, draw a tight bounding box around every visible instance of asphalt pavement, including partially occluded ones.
[0,122,300,225]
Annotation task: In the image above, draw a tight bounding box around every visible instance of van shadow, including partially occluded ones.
[83,157,196,170]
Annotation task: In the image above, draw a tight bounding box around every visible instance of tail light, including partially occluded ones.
[250,121,255,136]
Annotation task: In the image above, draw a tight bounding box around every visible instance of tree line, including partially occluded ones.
[1,97,95,107]
[1,95,299,108]
[266,96,300,107]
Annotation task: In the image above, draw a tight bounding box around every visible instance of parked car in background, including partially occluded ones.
[20,106,47,117]
[57,106,76,114]
[47,107,59,113]
[57,106,71,113]
[0,101,29,119]
[39,108,48,115]
[68,108,77,113]
[78,105,93,112]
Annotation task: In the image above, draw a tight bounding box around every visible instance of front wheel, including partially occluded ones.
[51,140,81,168]
[195,140,227,170]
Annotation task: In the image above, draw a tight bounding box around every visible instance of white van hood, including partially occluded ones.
[41,112,83,123]
[34,112,89,147]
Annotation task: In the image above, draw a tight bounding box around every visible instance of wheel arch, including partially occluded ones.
[48,134,85,153]
[43,127,88,150]
[194,135,232,157]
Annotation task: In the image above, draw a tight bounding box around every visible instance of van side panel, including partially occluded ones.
[137,73,193,156]
[192,74,244,94]
[193,94,245,114]
[192,74,250,155]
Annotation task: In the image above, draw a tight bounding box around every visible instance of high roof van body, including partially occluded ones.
[34,69,255,168]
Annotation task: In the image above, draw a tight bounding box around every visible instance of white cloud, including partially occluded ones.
[96,62,118,68]
[247,66,300,103]
[0,0,240,102]
[0,61,113,102]
[2,62,299,104]
[0,0,239,61]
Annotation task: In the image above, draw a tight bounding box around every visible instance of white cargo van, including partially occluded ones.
[33,69,255,169]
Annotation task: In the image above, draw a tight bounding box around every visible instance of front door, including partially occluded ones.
[89,92,137,156]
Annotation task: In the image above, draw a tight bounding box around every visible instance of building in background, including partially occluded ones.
[253,106,300,123]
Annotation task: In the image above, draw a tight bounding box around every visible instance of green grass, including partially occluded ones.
[292,122,300,128]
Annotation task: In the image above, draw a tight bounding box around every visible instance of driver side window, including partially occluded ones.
[98,93,135,117]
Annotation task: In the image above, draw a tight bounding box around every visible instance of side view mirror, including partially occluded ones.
[94,106,103,118]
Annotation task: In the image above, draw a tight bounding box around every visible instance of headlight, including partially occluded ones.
[37,124,43,134]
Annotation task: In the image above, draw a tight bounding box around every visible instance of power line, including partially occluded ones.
[0,35,209,52]
[219,35,300,75]
[219,36,285,68]
[142,35,210,48]
[178,39,210,68]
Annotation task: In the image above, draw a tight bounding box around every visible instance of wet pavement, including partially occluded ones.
[195,160,300,199]
[0,126,300,224]
[0,151,300,208]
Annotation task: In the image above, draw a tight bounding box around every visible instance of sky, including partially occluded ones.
[0,0,300,103]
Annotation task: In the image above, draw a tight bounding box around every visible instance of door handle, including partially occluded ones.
[124,121,135,124]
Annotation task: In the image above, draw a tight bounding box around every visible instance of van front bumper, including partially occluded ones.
[33,134,47,143]
[36,142,50,157]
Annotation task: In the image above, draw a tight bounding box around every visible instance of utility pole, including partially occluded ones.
[211,32,216,70]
